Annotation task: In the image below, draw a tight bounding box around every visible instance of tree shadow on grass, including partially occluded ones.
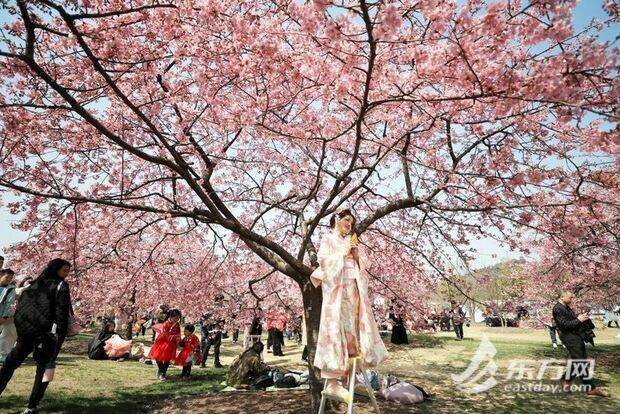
[528,343,620,369]
[148,383,620,414]
[383,333,454,352]
[0,368,226,414]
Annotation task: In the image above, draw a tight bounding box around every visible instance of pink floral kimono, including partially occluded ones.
[311,230,388,378]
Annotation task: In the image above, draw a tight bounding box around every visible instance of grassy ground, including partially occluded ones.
[0,324,618,413]
[0,333,228,414]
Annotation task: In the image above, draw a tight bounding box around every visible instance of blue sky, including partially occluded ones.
[0,1,617,268]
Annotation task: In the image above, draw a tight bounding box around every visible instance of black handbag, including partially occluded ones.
[249,373,274,390]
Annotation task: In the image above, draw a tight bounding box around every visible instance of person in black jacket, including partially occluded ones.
[201,319,223,368]
[0,258,73,413]
[87,320,117,360]
[389,301,409,345]
[249,308,263,337]
[552,291,608,397]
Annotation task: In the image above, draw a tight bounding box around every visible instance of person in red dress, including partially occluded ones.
[148,308,181,381]
[175,324,201,379]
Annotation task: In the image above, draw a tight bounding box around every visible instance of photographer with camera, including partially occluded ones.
[552,291,608,397]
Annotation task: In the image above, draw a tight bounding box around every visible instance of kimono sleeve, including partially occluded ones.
[311,234,346,288]
[357,245,368,273]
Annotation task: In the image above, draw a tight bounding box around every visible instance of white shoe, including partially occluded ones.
[552,343,558,348]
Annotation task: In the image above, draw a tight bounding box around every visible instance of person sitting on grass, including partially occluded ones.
[226,341,268,389]
[175,324,201,379]
[87,320,116,360]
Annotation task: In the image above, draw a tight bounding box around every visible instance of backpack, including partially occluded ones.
[14,277,61,338]
[249,373,274,390]
[356,369,381,391]
[274,374,298,388]
[87,332,113,360]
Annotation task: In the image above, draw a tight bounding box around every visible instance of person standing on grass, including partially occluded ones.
[148,309,181,381]
[389,299,409,345]
[249,310,263,337]
[230,312,240,344]
[553,291,608,397]
[536,309,562,349]
[0,269,17,362]
[0,258,73,414]
[603,309,619,328]
[311,209,388,402]
[270,309,286,357]
[300,314,308,362]
[140,312,152,336]
[232,325,240,344]
[201,319,223,368]
[265,309,274,353]
[449,300,466,340]
[151,305,169,342]
[175,324,201,379]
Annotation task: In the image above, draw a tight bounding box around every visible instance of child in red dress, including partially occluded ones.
[175,324,201,378]
[148,308,181,381]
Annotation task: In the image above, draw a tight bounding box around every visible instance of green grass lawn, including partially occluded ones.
[0,333,229,414]
[381,325,620,414]
[0,324,618,413]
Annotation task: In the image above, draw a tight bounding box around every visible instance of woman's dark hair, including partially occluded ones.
[184,324,195,333]
[0,268,15,277]
[103,320,116,333]
[38,258,71,280]
[18,277,33,287]
[329,209,356,229]
[251,341,264,354]
[168,309,182,319]
[237,340,264,360]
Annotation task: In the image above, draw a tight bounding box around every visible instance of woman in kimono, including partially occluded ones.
[311,209,388,401]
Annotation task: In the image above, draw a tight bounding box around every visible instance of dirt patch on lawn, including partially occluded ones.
[149,390,422,414]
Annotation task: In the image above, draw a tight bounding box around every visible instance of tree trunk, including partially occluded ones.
[302,281,323,412]
[125,286,137,340]
[125,315,134,340]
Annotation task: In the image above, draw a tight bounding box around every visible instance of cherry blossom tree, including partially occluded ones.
[519,174,619,308]
[4,204,303,324]
[1,0,618,406]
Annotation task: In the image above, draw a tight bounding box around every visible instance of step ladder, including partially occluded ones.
[317,356,381,414]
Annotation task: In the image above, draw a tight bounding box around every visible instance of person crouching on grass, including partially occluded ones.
[175,324,201,379]
[148,309,181,381]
